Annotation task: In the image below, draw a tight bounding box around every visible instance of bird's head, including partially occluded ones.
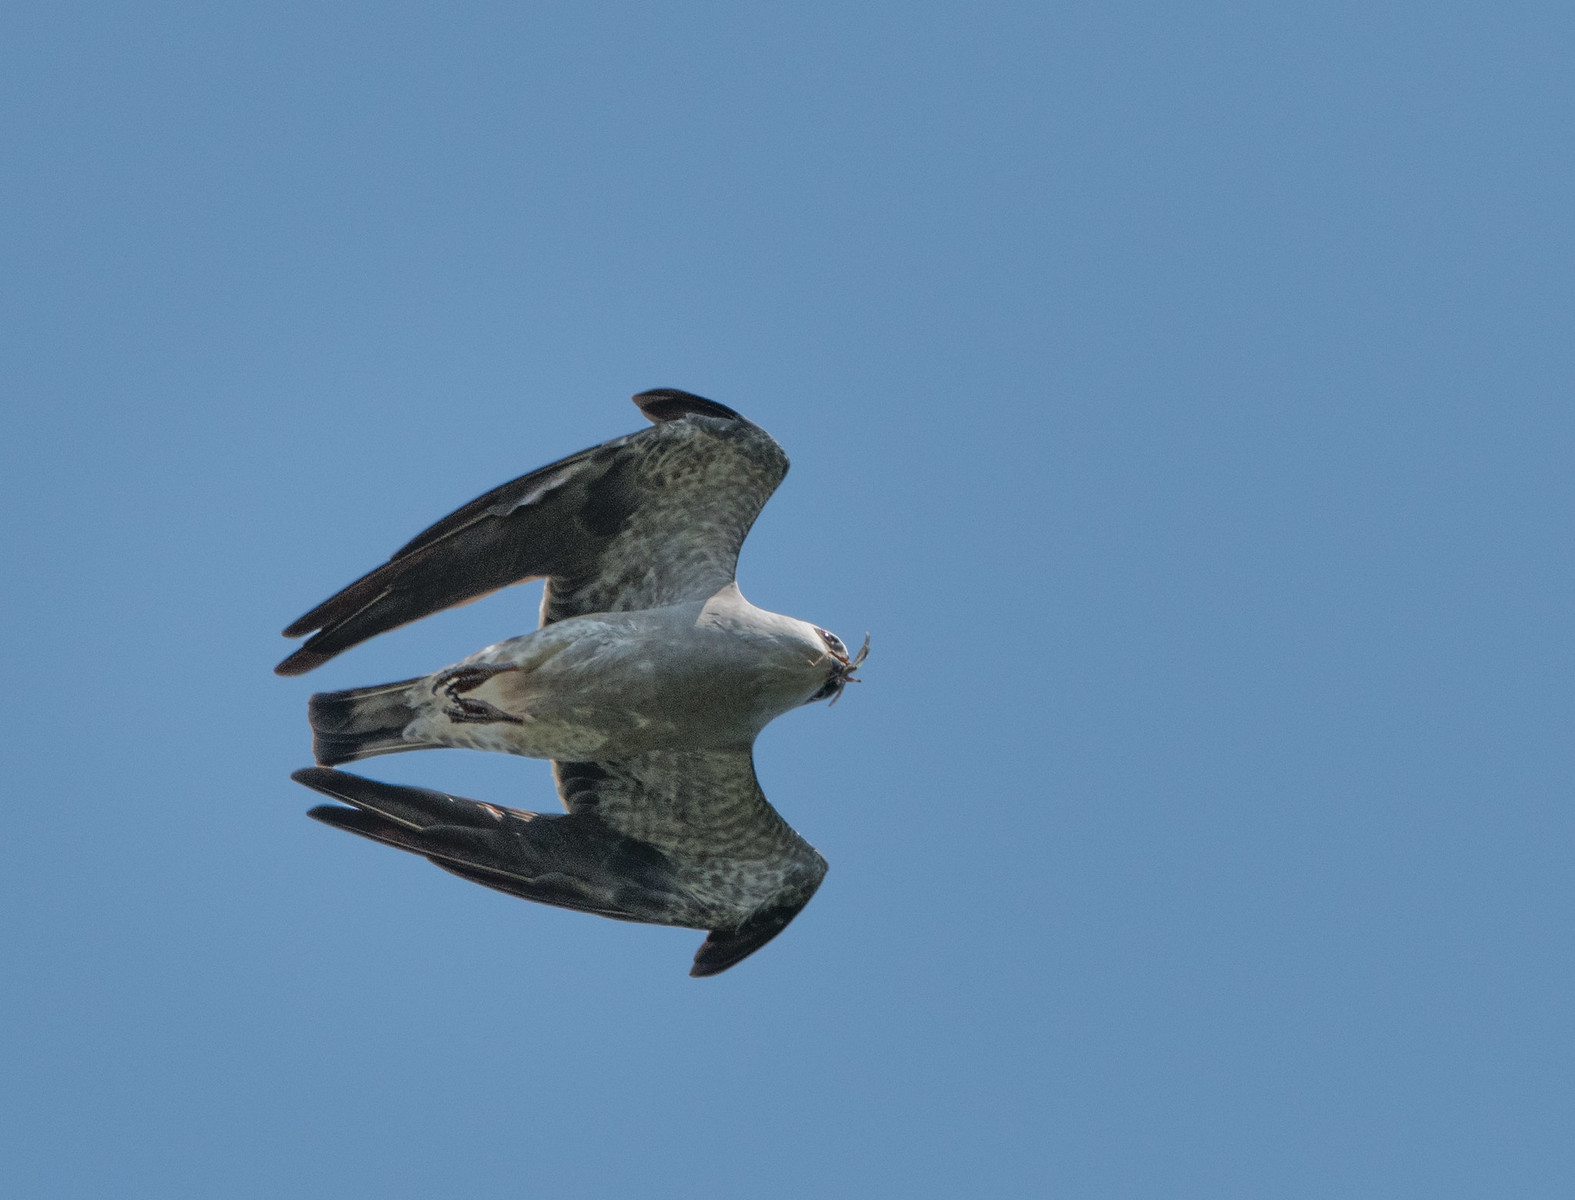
[808,628,869,705]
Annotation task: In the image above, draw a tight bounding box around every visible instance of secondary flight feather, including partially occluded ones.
[278,389,866,976]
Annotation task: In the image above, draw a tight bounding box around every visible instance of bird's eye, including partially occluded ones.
[814,626,847,659]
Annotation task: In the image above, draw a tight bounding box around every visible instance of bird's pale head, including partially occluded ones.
[808,627,869,705]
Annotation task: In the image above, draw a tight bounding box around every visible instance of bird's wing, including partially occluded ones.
[553,750,828,976]
[276,390,788,676]
[295,750,826,976]
[294,767,699,925]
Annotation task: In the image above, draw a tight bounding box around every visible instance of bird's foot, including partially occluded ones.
[432,662,520,695]
[432,663,525,725]
[443,696,525,725]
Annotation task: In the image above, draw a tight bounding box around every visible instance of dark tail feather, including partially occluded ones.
[308,677,433,766]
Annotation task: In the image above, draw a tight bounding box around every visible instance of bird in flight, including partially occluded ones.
[277,389,866,976]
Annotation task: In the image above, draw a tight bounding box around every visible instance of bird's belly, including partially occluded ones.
[427,619,818,760]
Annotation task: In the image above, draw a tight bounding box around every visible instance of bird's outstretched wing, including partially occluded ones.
[294,749,826,976]
[295,767,697,925]
[554,750,828,975]
[276,390,788,676]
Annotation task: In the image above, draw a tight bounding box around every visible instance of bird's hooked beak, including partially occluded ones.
[825,633,870,707]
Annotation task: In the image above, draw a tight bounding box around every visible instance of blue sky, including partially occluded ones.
[4,2,1572,1196]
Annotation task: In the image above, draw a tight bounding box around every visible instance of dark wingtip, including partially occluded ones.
[633,389,744,425]
[275,647,331,677]
[688,897,814,977]
[304,803,410,844]
[281,614,320,639]
[305,802,357,826]
[292,766,348,794]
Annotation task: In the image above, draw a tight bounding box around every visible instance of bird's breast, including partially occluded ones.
[481,604,824,753]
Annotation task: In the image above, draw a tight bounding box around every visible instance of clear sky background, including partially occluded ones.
[3,3,1572,1197]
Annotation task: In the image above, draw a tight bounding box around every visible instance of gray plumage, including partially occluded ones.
[278,390,864,976]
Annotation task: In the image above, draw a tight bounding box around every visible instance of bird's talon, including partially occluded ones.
[432,662,519,696]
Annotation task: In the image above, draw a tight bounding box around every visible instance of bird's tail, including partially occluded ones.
[308,677,437,766]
